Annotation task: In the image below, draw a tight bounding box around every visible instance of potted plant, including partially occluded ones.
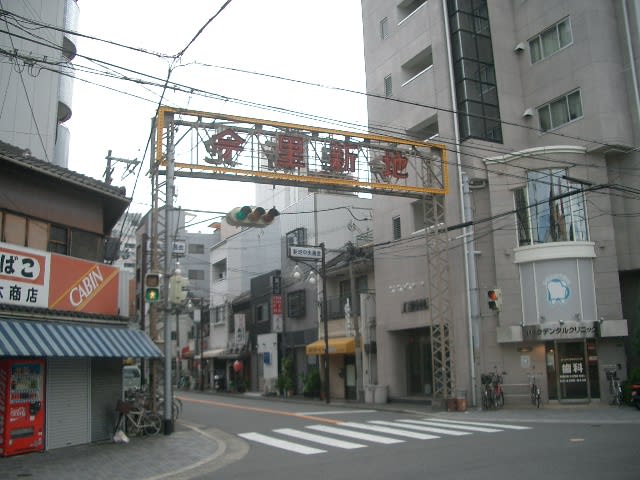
[302,367,321,398]
[280,355,296,397]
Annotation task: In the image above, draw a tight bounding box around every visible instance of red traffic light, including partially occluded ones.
[226,206,279,228]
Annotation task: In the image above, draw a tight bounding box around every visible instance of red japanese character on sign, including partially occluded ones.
[204,128,244,166]
[382,151,409,179]
[328,141,357,173]
[276,134,305,169]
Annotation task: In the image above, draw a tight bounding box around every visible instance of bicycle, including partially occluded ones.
[481,373,495,409]
[606,369,623,407]
[115,399,162,436]
[529,372,541,408]
[491,370,505,408]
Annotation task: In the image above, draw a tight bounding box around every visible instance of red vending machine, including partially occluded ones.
[0,359,46,456]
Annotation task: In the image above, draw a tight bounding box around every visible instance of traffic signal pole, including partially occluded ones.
[162,117,176,435]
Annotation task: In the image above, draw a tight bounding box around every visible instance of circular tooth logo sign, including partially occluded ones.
[546,276,570,305]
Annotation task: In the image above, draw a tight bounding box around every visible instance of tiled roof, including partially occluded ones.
[0,140,130,201]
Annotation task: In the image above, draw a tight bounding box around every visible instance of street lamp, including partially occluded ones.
[292,243,329,404]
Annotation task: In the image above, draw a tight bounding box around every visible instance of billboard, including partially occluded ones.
[155,107,448,198]
[0,242,119,316]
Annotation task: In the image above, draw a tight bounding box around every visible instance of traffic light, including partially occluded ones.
[226,206,280,228]
[488,288,502,312]
[144,272,162,303]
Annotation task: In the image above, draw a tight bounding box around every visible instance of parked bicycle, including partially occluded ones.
[481,369,505,409]
[125,387,182,420]
[115,399,162,436]
[606,368,624,407]
[529,371,541,408]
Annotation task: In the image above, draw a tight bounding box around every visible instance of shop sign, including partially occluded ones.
[522,321,596,341]
[559,357,587,385]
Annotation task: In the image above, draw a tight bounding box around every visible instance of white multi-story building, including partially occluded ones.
[0,0,78,167]
[361,0,638,406]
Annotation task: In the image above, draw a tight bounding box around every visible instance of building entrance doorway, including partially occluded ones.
[546,339,599,402]
[405,328,432,396]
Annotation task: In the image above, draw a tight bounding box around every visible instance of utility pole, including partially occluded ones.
[104,149,139,185]
[347,242,364,402]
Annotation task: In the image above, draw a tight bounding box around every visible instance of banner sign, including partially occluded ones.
[0,242,119,316]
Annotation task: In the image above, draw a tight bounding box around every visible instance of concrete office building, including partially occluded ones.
[361,0,638,405]
[0,0,78,167]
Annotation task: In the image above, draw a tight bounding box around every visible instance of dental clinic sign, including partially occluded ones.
[0,242,119,316]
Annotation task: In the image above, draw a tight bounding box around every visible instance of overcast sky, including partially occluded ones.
[67,1,368,232]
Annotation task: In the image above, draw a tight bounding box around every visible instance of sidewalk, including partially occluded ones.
[2,393,638,480]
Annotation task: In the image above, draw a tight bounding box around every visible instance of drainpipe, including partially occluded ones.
[442,0,478,407]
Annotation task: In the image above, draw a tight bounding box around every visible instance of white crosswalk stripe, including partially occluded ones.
[376,420,472,436]
[339,421,440,440]
[429,418,532,430]
[410,420,502,433]
[238,432,326,455]
[306,424,405,444]
[238,418,532,456]
[273,428,366,449]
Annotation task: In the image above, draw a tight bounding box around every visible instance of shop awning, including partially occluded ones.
[0,319,163,358]
[306,337,355,356]
[202,348,225,358]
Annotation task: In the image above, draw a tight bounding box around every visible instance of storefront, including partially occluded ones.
[305,336,356,400]
[0,318,162,455]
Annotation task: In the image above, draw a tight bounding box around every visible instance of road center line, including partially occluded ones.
[179,396,343,425]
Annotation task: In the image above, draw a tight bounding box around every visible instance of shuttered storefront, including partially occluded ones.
[91,359,121,442]
[46,358,90,450]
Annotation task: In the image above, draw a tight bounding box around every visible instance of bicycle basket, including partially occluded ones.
[481,374,492,385]
[116,400,135,414]
[605,369,618,380]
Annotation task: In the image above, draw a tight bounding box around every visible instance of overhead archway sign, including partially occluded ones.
[155,107,448,198]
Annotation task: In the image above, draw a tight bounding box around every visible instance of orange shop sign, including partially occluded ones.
[0,242,120,316]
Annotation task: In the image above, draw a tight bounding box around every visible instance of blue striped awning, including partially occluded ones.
[0,319,163,358]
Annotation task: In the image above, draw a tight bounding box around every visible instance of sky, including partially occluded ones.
[67,0,369,232]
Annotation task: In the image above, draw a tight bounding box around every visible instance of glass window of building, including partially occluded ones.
[188,243,205,254]
[529,17,572,64]
[514,169,588,246]
[537,90,583,132]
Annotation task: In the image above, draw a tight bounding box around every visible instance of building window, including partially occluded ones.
[514,169,588,246]
[286,227,307,246]
[392,216,401,240]
[255,303,268,323]
[212,259,226,281]
[213,305,226,324]
[398,0,427,23]
[529,17,572,64]
[447,0,502,143]
[384,74,393,97]
[188,269,205,281]
[287,290,306,318]
[537,90,583,132]
[380,17,389,39]
[48,224,68,255]
[188,243,205,254]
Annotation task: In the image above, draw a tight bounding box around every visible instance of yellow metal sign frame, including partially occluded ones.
[155,106,448,197]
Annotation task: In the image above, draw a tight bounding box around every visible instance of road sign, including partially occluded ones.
[288,245,323,261]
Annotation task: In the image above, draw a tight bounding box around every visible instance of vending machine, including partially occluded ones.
[0,359,46,456]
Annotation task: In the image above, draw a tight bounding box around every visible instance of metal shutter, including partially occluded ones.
[91,359,121,442]
[46,358,90,450]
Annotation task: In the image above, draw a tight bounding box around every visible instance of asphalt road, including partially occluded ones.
[176,392,640,480]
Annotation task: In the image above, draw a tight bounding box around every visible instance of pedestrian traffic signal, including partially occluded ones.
[488,288,502,312]
[226,206,280,228]
[145,272,162,303]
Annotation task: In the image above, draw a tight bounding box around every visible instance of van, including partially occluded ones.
[122,365,141,393]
